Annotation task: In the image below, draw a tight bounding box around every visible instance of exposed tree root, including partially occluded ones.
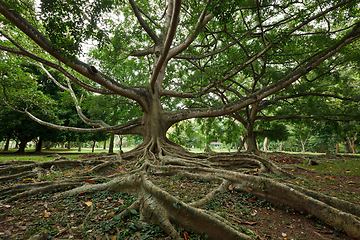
[1,146,360,239]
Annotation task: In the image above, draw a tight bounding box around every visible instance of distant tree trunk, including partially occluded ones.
[263,137,268,152]
[45,142,52,150]
[109,134,115,153]
[92,140,96,153]
[344,138,351,153]
[348,133,358,154]
[67,141,71,149]
[78,142,82,152]
[279,141,283,152]
[103,139,106,150]
[335,141,339,153]
[119,136,123,152]
[17,138,30,154]
[35,137,43,152]
[240,136,247,151]
[3,138,10,151]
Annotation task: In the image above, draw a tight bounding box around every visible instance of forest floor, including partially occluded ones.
[0,151,359,240]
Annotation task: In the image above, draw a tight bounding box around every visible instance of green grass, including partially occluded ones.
[307,159,360,176]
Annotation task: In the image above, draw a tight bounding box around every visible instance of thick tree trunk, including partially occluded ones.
[103,139,106,150]
[67,141,71,149]
[35,137,43,152]
[78,142,82,152]
[244,104,259,153]
[335,141,339,153]
[109,134,115,153]
[279,141,283,151]
[246,128,258,153]
[17,140,28,154]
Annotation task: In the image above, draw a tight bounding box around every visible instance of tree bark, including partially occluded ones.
[35,137,43,152]
[78,141,82,152]
[263,137,268,152]
[279,141,283,152]
[3,138,10,151]
[344,138,351,153]
[17,139,28,154]
[103,139,106,150]
[92,140,96,153]
[109,134,115,153]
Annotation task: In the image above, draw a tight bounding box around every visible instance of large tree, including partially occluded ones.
[1,0,360,239]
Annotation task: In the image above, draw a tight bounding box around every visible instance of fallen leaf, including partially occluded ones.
[291,169,296,172]
[248,198,257,203]
[295,181,300,184]
[85,167,90,170]
[183,231,190,240]
[84,201,92,206]
[253,168,258,172]
[120,171,125,173]
[348,181,356,184]
[228,184,233,191]
[329,176,335,179]
[85,180,95,183]
[44,210,51,218]
[22,178,33,182]
[265,212,270,215]
[110,236,117,240]
[64,173,71,176]
[106,212,115,218]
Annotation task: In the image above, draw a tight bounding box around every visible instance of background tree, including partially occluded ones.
[1,0,360,239]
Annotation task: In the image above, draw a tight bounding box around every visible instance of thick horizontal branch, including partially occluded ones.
[166,21,360,123]
[256,114,355,122]
[25,110,142,134]
[0,3,149,109]
[0,45,115,95]
[259,93,360,110]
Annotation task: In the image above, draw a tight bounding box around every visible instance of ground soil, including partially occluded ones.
[0,152,359,240]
